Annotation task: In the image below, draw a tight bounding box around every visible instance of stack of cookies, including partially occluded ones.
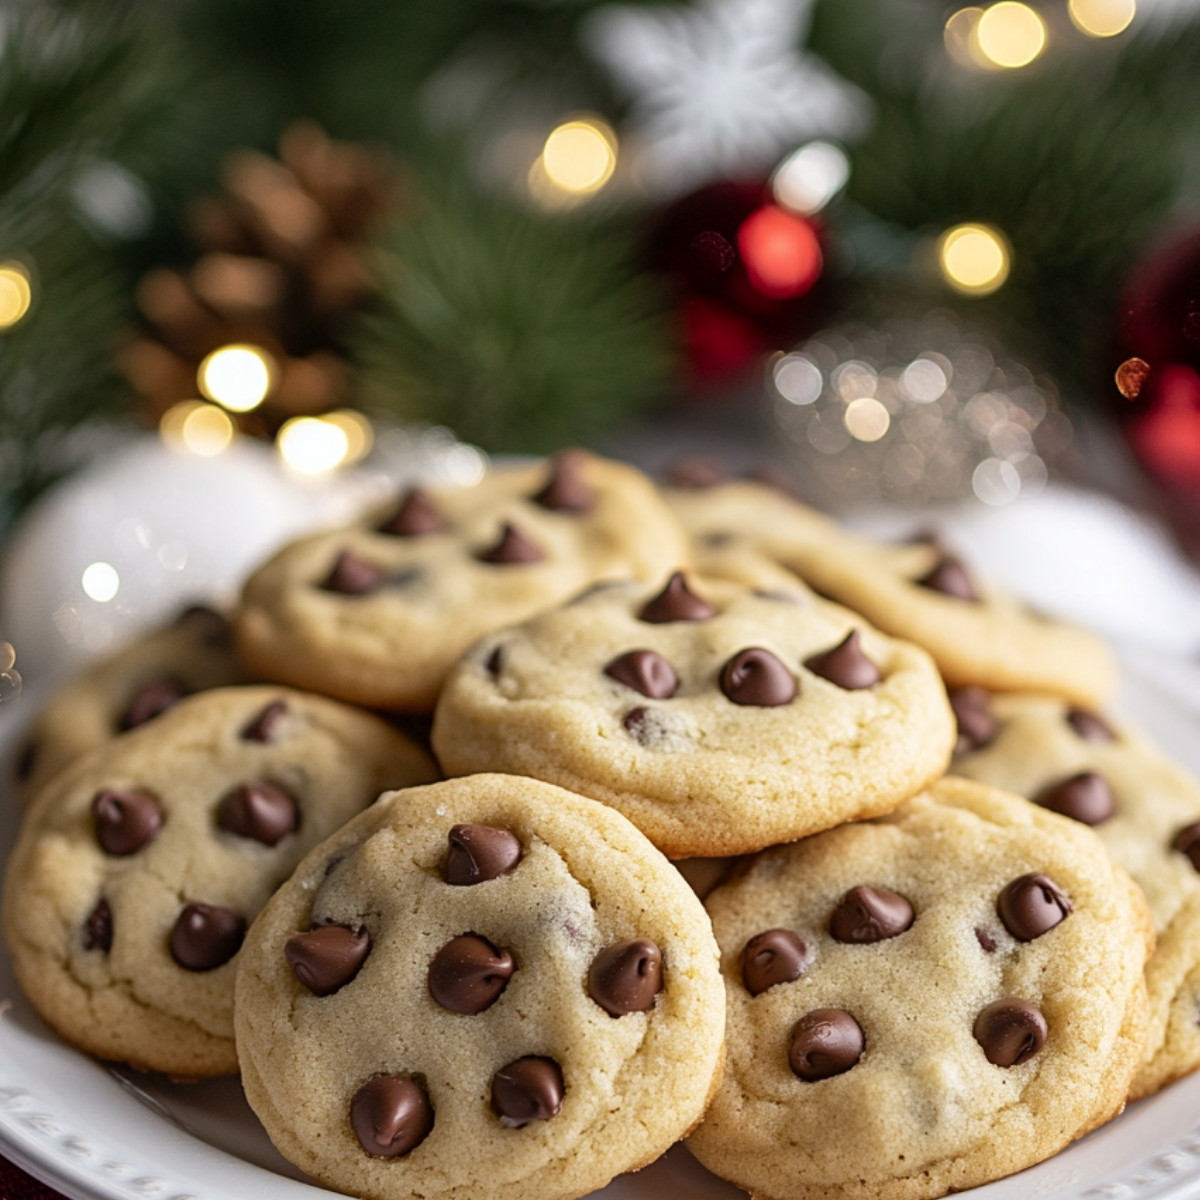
[4,446,1193,1200]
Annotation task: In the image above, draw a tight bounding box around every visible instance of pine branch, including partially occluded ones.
[351,184,677,452]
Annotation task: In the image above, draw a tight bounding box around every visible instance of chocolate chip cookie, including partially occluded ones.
[665,478,1116,707]
[2,686,438,1077]
[952,689,1200,1098]
[16,605,245,801]
[234,773,725,1200]
[687,776,1151,1200]
[432,570,955,858]
[235,450,693,713]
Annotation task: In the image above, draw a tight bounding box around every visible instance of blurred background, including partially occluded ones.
[2,0,1200,690]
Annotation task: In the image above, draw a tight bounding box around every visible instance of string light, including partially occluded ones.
[772,142,850,215]
[81,562,120,603]
[945,8,988,68]
[534,117,618,201]
[738,205,823,299]
[1069,0,1136,36]
[973,3,1047,69]
[160,400,236,456]
[938,223,1011,295]
[197,343,276,412]
[277,416,350,474]
[0,262,33,329]
[320,409,374,464]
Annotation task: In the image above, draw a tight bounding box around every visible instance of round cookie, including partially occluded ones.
[432,570,955,858]
[950,689,1200,1099]
[235,450,693,713]
[234,773,725,1200]
[15,605,246,801]
[664,477,1116,707]
[687,777,1151,1200]
[2,685,438,1077]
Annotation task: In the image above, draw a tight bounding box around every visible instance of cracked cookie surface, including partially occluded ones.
[665,478,1116,707]
[952,690,1200,1099]
[234,772,724,1200]
[16,606,245,802]
[687,777,1151,1200]
[2,685,437,1077]
[235,450,692,713]
[432,571,955,858]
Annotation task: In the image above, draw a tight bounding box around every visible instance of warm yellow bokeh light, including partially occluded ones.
[1069,0,1136,37]
[938,223,1011,295]
[321,409,374,464]
[160,399,236,456]
[974,2,1047,68]
[197,343,276,412]
[540,119,617,196]
[0,262,33,329]
[945,7,988,67]
[81,562,120,603]
[278,416,350,475]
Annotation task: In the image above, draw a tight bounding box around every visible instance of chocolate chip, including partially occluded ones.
[1174,821,1200,870]
[948,686,997,755]
[92,789,163,856]
[176,604,232,647]
[476,522,544,565]
[119,677,189,731]
[321,549,384,595]
[829,886,914,943]
[664,456,727,489]
[803,631,880,690]
[974,998,1047,1066]
[350,1075,434,1157]
[975,927,998,953]
[588,940,663,1015]
[82,898,112,952]
[286,924,370,995]
[638,572,717,623]
[428,933,515,1013]
[623,707,650,743]
[916,555,978,602]
[997,873,1072,941]
[377,487,446,537]
[1066,708,1116,743]
[485,645,505,678]
[240,700,288,743]
[789,1009,864,1081]
[169,903,245,971]
[445,824,523,885]
[741,929,811,995]
[216,780,299,846]
[720,648,797,707]
[490,1056,564,1127]
[533,450,595,512]
[604,650,679,699]
[1034,771,1115,825]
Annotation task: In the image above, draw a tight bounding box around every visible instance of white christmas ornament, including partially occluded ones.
[585,0,868,197]
[0,429,484,684]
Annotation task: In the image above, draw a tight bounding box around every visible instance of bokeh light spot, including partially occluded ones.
[198,344,276,412]
[938,224,1011,295]
[0,262,33,328]
[81,562,120,603]
[1069,0,1135,37]
[844,396,891,442]
[278,416,350,474]
[772,142,850,215]
[738,206,822,299]
[541,118,617,196]
[974,2,1047,68]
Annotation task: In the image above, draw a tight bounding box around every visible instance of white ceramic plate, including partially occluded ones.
[4,652,1200,1200]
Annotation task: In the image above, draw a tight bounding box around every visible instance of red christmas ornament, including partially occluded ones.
[1114,225,1200,492]
[643,180,828,390]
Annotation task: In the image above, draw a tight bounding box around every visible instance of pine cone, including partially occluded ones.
[121,121,399,435]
